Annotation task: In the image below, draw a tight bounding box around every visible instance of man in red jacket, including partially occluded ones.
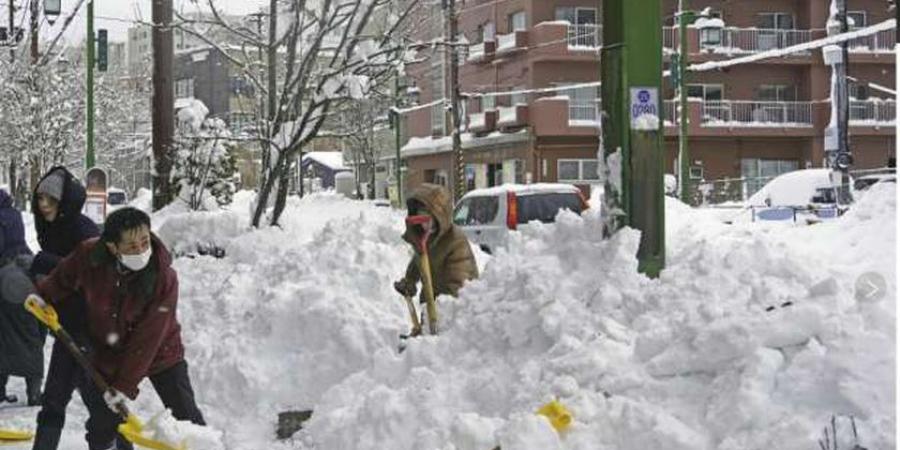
[34,207,204,450]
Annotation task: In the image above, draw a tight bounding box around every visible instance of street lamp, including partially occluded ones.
[43,0,61,25]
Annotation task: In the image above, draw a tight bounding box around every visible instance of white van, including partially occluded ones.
[453,184,588,253]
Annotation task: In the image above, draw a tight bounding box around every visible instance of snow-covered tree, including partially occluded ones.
[178,0,424,226]
[0,61,85,207]
[171,100,238,211]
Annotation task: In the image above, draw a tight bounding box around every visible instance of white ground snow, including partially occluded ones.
[0,184,895,450]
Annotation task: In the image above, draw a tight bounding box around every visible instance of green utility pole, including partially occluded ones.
[86,0,95,169]
[677,4,693,202]
[393,74,403,206]
[601,0,665,277]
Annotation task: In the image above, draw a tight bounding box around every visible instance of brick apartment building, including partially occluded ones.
[399,0,896,199]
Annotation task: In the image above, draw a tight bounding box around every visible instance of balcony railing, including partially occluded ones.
[850,99,896,125]
[847,29,896,53]
[468,112,486,130]
[568,99,600,126]
[663,26,815,53]
[719,28,813,52]
[468,42,487,61]
[498,106,518,124]
[702,101,814,126]
[567,24,602,49]
[497,32,518,52]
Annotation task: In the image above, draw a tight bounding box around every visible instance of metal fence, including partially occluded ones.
[569,99,599,122]
[567,24,602,48]
[847,29,896,52]
[702,101,814,126]
[717,28,814,52]
[849,100,896,125]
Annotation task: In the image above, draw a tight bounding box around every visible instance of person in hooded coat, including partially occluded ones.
[0,188,42,405]
[27,167,103,450]
[394,183,479,303]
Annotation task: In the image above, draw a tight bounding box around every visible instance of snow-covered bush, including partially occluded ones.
[170,100,238,210]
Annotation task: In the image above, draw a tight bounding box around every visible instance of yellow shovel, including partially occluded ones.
[0,429,33,443]
[24,295,187,450]
[405,215,438,335]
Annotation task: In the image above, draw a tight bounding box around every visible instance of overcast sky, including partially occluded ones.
[34,0,268,43]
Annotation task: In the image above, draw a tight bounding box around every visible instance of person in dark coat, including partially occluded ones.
[0,188,42,405]
[32,207,205,450]
[27,167,103,450]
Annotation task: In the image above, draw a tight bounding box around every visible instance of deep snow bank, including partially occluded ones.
[298,184,895,450]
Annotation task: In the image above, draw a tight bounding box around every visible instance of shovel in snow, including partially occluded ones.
[0,428,33,443]
[23,295,187,450]
[405,215,438,335]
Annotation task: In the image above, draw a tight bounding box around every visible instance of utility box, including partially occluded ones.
[334,172,355,198]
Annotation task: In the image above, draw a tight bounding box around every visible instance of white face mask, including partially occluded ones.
[119,246,153,272]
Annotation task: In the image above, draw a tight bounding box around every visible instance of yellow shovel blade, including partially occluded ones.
[0,429,34,441]
[537,400,572,433]
[23,295,61,332]
[118,415,187,450]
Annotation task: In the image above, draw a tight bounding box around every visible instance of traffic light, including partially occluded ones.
[97,29,108,72]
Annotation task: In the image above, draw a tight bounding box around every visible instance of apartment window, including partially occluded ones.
[555,7,597,25]
[687,84,723,101]
[755,85,796,102]
[758,12,795,50]
[482,95,495,111]
[175,78,194,98]
[758,13,794,30]
[508,11,526,32]
[847,11,867,29]
[558,159,600,183]
[510,87,527,106]
[557,7,598,47]
[482,22,496,42]
[430,62,446,134]
[556,83,600,122]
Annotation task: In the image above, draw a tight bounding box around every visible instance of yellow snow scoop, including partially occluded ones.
[24,295,187,450]
[406,215,438,335]
[0,429,33,442]
[537,400,572,433]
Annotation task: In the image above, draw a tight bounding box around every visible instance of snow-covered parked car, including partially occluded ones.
[453,184,588,253]
[854,172,895,192]
[747,169,850,222]
[107,187,128,213]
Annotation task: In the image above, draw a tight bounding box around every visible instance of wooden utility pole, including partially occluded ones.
[151,0,175,211]
[445,0,464,201]
[29,0,37,63]
[7,1,14,62]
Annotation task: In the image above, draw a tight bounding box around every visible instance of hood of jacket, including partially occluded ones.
[32,167,87,227]
[0,189,12,210]
[406,183,454,241]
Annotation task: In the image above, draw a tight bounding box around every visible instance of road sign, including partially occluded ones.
[630,87,660,130]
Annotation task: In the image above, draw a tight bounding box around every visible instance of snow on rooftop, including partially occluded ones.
[462,183,583,198]
[401,130,530,157]
[303,151,348,170]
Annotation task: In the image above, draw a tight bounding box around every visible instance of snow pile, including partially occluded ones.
[154,193,417,446]
[298,185,895,449]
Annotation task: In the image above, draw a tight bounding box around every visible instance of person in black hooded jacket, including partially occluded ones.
[0,187,42,406]
[27,167,106,450]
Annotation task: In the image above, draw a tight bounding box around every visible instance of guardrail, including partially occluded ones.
[702,101,814,126]
[568,24,602,49]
